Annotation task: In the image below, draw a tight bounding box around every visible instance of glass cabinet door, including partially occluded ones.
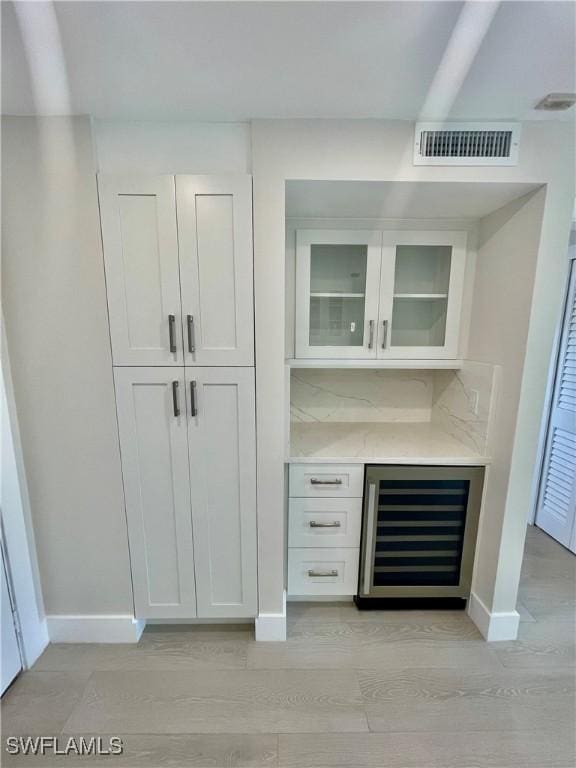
[379,232,467,359]
[296,230,382,359]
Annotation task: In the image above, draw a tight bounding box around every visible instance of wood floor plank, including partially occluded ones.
[519,594,576,623]
[287,603,348,629]
[2,734,278,767]
[278,730,576,767]
[358,667,576,733]
[0,672,91,734]
[294,618,482,641]
[494,621,576,668]
[516,602,537,623]
[248,622,500,670]
[63,670,367,734]
[338,605,471,624]
[34,633,248,672]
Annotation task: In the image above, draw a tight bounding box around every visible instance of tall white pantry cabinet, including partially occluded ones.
[99,174,257,619]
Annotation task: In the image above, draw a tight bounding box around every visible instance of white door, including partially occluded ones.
[176,175,254,366]
[186,367,257,617]
[295,230,383,359]
[536,260,576,550]
[1,546,21,694]
[99,175,183,366]
[114,368,197,618]
[378,231,467,359]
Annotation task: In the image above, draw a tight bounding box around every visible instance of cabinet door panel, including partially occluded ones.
[186,368,257,617]
[378,231,467,359]
[114,368,196,618]
[295,230,382,359]
[99,175,183,365]
[177,175,254,366]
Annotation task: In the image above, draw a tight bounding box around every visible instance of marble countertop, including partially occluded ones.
[289,422,490,465]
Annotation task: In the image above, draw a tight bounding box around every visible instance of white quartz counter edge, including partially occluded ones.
[286,455,491,466]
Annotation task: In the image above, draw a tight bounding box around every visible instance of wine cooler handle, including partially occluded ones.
[363,483,377,595]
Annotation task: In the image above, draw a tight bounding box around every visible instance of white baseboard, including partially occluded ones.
[146,618,252,625]
[288,595,353,602]
[468,592,520,641]
[255,590,286,641]
[46,615,146,643]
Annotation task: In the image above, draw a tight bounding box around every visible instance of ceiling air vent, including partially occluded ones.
[414,122,520,166]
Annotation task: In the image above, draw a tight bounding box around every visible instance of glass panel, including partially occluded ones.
[391,245,451,347]
[372,476,468,588]
[309,244,367,347]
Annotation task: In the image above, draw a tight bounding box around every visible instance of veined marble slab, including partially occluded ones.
[290,369,434,423]
[289,422,490,465]
[431,361,500,455]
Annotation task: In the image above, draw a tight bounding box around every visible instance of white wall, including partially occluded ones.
[2,117,254,629]
[94,120,251,173]
[2,116,133,616]
[467,190,547,616]
[252,119,574,628]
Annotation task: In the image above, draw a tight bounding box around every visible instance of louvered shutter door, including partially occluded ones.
[536,260,576,550]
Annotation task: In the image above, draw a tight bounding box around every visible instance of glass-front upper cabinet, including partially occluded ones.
[295,230,383,359]
[295,229,467,360]
[379,231,467,359]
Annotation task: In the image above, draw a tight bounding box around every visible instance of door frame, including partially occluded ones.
[1,530,23,692]
[1,329,49,669]
[530,243,576,527]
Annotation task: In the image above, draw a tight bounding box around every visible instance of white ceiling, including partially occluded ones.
[285,180,541,219]
[2,1,575,121]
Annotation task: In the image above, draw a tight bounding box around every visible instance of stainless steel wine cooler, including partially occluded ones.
[357,465,484,603]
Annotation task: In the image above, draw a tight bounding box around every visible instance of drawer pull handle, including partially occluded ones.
[310,478,343,486]
[308,569,338,578]
[309,520,341,528]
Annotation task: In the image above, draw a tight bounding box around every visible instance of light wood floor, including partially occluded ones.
[3,526,575,767]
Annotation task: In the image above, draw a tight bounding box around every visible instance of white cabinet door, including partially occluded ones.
[378,231,467,359]
[114,368,197,618]
[295,230,383,359]
[99,175,183,366]
[536,261,576,550]
[186,367,257,617]
[176,175,254,366]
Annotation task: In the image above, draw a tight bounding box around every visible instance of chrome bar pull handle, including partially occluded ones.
[309,520,341,529]
[190,380,197,417]
[168,314,177,353]
[368,319,375,349]
[308,569,338,578]
[187,315,195,354]
[310,478,342,486]
[172,381,180,418]
[381,319,389,349]
[363,483,377,595]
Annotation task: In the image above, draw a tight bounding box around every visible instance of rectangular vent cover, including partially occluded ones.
[414,122,520,166]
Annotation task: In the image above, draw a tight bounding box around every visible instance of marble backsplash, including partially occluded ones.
[290,369,434,423]
[290,362,499,457]
[431,361,500,455]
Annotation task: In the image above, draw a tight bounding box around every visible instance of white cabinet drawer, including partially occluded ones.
[289,498,362,548]
[288,548,360,596]
[289,464,364,498]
